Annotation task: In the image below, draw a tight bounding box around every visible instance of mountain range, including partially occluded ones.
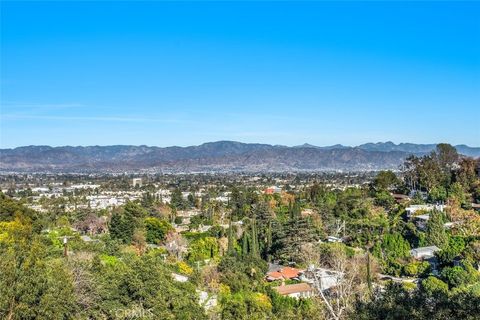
[1,141,479,173]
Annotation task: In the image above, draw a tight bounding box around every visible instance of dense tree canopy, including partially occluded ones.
[1,143,479,319]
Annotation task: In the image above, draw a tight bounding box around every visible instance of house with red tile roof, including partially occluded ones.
[266,266,303,281]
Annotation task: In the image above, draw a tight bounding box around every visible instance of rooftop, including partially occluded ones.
[273,283,313,295]
[266,266,303,280]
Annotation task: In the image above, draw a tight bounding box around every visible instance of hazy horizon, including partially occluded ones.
[2,140,480,150]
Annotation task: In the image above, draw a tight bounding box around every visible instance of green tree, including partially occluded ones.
[435,143,459,173]
[272,215,317,263]
[187,193,197,208]
[425,210,448,249]
[454,157,478,191]
[403,261,430,277]
[356,281,480,319]
[373,170,399,191]
[187,237,219,263]
[418,156,443,192]
[374,190,395,210]
[436,236,465,265]
[429,186,447,202]
[421,276,448,296]
[441,266,468,288]
[220,291,272,320]
[373,233,410,276]
[94,254,206,319]
[0,217,77,319]
[171,188,186,211]
[109,202,146,244]
[448,182,467,205]
[144,217,172,244]
[441,264,477,289]
[109,210,135,244]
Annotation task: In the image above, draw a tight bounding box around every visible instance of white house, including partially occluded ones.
[300,266,343,291]
[410,246,440,260]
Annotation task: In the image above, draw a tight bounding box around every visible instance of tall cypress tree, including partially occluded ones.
[253,201,274,260]
[265,220,272,261]
[242,231,250,257]
[426,210,449,248]
[251,216,259,258]
[227,210,235,255]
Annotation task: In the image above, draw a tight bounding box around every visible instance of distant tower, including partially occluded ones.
[132,178,143,188]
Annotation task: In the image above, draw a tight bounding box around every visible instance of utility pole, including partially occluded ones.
[63,236,68,257]
[58,236,74,257]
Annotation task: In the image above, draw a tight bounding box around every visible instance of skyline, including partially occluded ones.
[1,1,479,148]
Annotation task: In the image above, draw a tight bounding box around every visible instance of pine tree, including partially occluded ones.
[109,206,136,244]
[109,211,126,243]
[274,216,317,263]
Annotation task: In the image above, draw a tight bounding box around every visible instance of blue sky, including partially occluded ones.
[1,1,479,148]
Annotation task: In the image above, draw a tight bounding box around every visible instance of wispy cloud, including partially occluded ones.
[1,102,86,119]
[0,101,195,124]
[1,114,191,124]
[1,102,84,110]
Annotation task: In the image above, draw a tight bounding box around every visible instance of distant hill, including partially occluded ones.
[357,141,480,157]
[0,141,478,173]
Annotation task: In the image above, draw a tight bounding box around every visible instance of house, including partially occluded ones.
[405,204,445,217]
[300,267,343,291]
[264,186,282,195]
[266,266,303,282]
[413,214,430,230]
[413,214,454,231]
[410,246,441,274]
[391,193,410,203]
[273,283,315,299]
[410,246,440,260]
